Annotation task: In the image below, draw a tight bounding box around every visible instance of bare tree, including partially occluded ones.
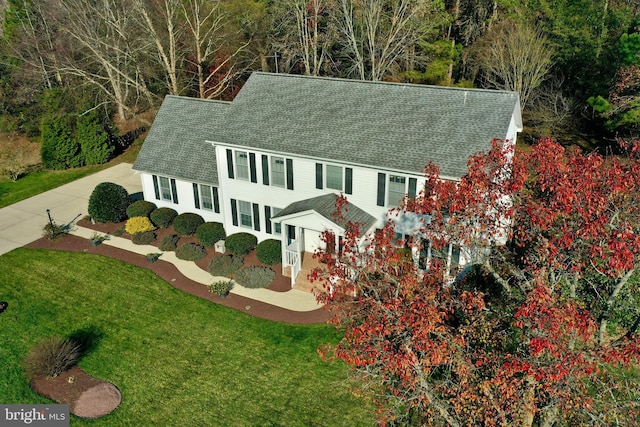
[133,0,184,96]
[55,0,158,120]
[2,0,63,90]
[468,20,554,109]
[335,0,446,81]
[181,0,248,99]
[271,0,335,76]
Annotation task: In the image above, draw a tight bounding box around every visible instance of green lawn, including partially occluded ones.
[0,166,107,209]
[0,249,374,426]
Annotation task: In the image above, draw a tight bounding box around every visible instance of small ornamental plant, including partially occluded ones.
[89,232,109,246]
[126,200,157,218]
[150,207,178,228]
[175,243,207,261]
[158,234,180,251]
[256,239,282,265]
[233,266,275,289]
[125,216,156,235]
[131,231,156,245]
[173,213,205,236]
[207,280,234,297]
[225,232,258,255]
[207,254,243,276]
[23,336,81,380]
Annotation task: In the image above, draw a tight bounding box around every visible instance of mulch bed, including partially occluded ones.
[26,220,329,325]
[31,366,121,419]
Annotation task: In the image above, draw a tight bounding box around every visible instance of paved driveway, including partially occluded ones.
[0,163,141,256]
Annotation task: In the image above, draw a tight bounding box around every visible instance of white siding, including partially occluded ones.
[139,173,225,224]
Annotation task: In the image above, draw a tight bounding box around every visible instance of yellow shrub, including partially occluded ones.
[125,216,156,234]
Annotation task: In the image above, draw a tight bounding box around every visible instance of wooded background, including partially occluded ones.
[0,0,638,153]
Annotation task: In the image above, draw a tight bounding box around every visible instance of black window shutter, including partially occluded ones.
[315,163,323,189]
[345,168,353,194]
[249,153,257,183]
[264,206,272,234]
[261,155,269,185]
[192,183,200,209]
[230,199,238,226]
[408,178,417,198]
[377,173,386,206]
[252,203,260,231]
[226,149,234,179]
[170,179,178,204]
[286,159,294,190]
[212,187,220,213]
[152,175,160,200]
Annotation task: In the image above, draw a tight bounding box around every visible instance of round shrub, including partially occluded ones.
[150,207,178,228]
[173,212,205,236]
[175,243,207,261]
[131,231,156,245]
[126,200,157,218]
[256,239,282,265]
[207,254,243,276]
[225,232,258,255]
[208,280,234,296]
[233,266,275,289]
[88,182,130,223]
[125,216,156,235]
[196,222,226,247]
[23,336,81,380]
[158,234,180,251]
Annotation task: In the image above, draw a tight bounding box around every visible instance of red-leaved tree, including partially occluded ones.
[313,138,640,426]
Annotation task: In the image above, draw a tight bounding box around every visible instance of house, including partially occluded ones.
[133,72,522,287]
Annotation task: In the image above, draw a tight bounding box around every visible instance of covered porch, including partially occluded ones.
[273,193,376,288]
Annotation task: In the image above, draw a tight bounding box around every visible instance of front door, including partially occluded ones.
[286,225,296,245]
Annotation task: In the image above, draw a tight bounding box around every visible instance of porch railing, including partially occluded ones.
[284,239,301,286]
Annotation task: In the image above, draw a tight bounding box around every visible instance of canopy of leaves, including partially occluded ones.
[314,138,640,426]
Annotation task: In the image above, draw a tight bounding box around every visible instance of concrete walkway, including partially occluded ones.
[0,163,322,312]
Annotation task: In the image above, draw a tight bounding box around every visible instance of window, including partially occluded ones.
[388,175,406,206]
[193,183,219,213]
[271,157,285,187]
[272,208,282,234]
[239,201,252,228]
[159,176,172,201]
[236,151,249,180]
[326,165,343,190]
[200,185,214,210]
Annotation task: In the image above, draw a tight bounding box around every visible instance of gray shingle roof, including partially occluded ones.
[134,73,520,184]
[133,96,229,185]
[272,193,376,236]
[215,72,520,178]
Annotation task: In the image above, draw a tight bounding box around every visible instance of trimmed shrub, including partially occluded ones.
[126,200,157,218]
[175,243,207,261]
[207,254,243,276]
[125,216,156,234]
[42,222,67,241]
[256,239,282,265]
[158,234,180,251]
[77,109,115,165]
[173,212,204,236]
[233,266,275,289]
[23,336,81,380]
[131,231,156,245]
[225,232,258,255]
[196,222,225,247]
[40,114,81,170]
[150,207,177,228]
[208,280,234,296]
[88,182,130,223]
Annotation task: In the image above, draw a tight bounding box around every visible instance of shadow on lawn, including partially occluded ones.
[67,326,105,359]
